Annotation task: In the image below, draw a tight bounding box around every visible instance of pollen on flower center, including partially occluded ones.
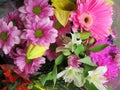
[33,6,42,14]
[55,21,63,29]
[0,32,8,41]
[34,29,43,38]
[81,13,93,28]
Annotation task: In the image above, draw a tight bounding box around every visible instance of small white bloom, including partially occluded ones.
[65,33,82,52]
[57,66,85,87]
[87,66,108,90]
[71,32,82,46]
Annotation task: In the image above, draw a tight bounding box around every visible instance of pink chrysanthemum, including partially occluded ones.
[19,0,53,21]
[68,54,81,68]
[14,49,45,74]
[24,18,58,48]
[51,16,71,35]
[90,40,120,80]
[70,0,113,40]
[0,20,21,54]
[3,10,24,30]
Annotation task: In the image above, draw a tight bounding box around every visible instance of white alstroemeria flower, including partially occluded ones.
[87,66,108,90]
[57,66,85,87]
[71,32,82,46]
[65,33,82,52]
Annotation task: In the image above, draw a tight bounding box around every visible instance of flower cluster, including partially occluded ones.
[0,0,119,90]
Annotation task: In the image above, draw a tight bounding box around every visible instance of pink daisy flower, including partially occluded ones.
[51,16,71,35]
[3,10,24,30]
[19,0,53,21]
[24,18,58,48]
[68,54,81,68]
[14,49,45,74]
[70,0,113,40]
[0,20,21,54]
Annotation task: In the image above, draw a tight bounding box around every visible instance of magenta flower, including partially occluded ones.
[46,49,60,61]
[14,49,45,74]
[0,20,21,54]
[51,16,71,35]
[24,18,58,48]
[19,0,53,21]
[3,10,24,30]
[45,43,61,61]
[114,53,120,69]
[70,0,113,40]
[90,40,120,80]
[68,54,81,68]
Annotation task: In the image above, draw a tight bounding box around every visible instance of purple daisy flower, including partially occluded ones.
[13,49,45,74]
[68,54,81,68]
[19,0,53,21]
[3,10,24,30]
[0,20,21,54]
[24,18,58,48]
[51,16,71,35]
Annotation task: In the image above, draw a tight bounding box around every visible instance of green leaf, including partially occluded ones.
[90,44,108,52]
[40,75,48,86]
[40,66,57,86]
[107,87,113,90]
[63,50,71,56]
[54,9,70,27]
[80,32,90,40]
[74,44,85,56]
[84,65,95,77]
[30,81,45,90]
[55,54,65,66]
[89,38,95,45]
[79,56,97,66]
[8,82,18,90]
[52,65,57,86]
[84,80,98,90]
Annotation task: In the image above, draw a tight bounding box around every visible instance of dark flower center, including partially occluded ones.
[12,20,17,26]
[81,13,93,27]
[50,43,57,51]
[0,32,8,41]
[33,6,42,14]
[34,29,43,38]
[84,17,89,23]
[26,58,32,63]
[55,21,63,29]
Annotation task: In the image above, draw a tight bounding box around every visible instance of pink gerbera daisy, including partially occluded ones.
[19,0,53,21]
[0,20,21,54]
[24,18,58,48]
[14,49,45,74]
[70,0,113,40]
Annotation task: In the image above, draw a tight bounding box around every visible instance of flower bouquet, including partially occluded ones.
[0,0,119,90]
